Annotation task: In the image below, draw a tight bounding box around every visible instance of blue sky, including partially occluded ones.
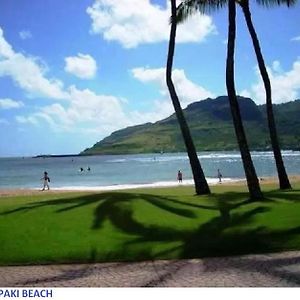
[0,0,299,157]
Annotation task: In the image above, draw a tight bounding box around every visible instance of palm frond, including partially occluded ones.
[256,0,297,7]
[175,0,227,24]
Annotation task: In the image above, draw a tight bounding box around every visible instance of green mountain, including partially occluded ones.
[81,96,300,155]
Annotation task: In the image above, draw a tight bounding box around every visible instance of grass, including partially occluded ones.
[0,183,300,266]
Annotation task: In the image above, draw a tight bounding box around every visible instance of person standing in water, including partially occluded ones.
[217,169,222,183]
[41,171,50,190]
[177,170,183,183]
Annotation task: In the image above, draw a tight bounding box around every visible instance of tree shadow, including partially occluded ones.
[0,194,102,215]
[264,189,300,203]
[1,190,300,264]
[201,252,300,286]
[2,189,300,286]
[17,248,129,286]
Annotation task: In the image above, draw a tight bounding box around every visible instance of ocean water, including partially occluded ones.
[0,151,300,190]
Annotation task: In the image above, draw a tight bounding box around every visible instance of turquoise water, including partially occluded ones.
[0,151,299,189]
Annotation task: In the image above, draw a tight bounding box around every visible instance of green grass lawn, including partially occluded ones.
[1,183,300,266]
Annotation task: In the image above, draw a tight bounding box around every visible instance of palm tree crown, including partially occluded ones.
[176,0,296,23]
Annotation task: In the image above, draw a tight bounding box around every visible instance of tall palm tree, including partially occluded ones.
[226,0,263,199]
[240,0,295,190]
[167,0,211,195]
[177,0,263,199]
[177,0,296,191]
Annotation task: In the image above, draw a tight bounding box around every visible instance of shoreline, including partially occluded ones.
[1,175,300,197]
[0,177,242,197]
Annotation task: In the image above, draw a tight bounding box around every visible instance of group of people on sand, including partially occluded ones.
[40,166,92,190]
[177,169,223,183]
[41,168,223,191]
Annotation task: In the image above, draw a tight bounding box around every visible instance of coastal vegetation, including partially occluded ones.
[1,182,300,265]
[82,97,300,155]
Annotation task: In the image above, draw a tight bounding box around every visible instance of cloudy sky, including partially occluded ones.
[0,0,299,156]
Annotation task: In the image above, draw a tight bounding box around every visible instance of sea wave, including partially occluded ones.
[106,159,127,163]
[104,151,300,164]
[50,177,242,192]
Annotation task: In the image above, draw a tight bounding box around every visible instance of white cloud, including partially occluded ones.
[239,89,251,98]
[0,98,24,109]
[19,30,32,40]
[87,0,216,48]
[1,25,215,137]
[241,58,300,104]
[18,66,215,133]
[1,26,212,137]
[64,53,97,79]
[15,115,39,126]
[129,99,176,124]
[0,28,14,58]
[16,86,134,134]
[132,66,214,108]
[0,27,69,100]
[14,65,215,137]
[129,67,215,123]
[291,36,300,42]
[272,60,282,73]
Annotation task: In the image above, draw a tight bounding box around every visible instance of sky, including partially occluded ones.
[0,0,299,157]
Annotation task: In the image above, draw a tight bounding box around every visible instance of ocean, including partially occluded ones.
[0,151,300,190]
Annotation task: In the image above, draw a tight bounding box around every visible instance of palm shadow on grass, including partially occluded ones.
[1,190,300,261]
[264,188,300,203]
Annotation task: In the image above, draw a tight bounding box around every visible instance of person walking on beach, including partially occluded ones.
[177,170,183,183]
[41,171,50,190]
[217,169,222,183]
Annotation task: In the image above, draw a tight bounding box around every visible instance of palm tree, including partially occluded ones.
[177,0,263,199]
[240,0,295,190]
[226,0,263,199]
[166,0,211,195]
[177,0,295,191]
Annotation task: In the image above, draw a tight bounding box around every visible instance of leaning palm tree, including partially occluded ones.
[240,0,295,190]
[166,0,211,195]
[226,0,263,199]
[177,0,263,199]
[177,0,295,191]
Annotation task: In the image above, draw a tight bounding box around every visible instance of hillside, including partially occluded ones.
[81,96,300,155]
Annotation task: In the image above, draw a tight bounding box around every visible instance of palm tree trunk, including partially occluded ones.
[166,0,210,195]
[226,0,263,200]
[241,0,291,190]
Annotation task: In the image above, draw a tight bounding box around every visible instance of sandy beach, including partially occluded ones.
[1,175,299,197]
